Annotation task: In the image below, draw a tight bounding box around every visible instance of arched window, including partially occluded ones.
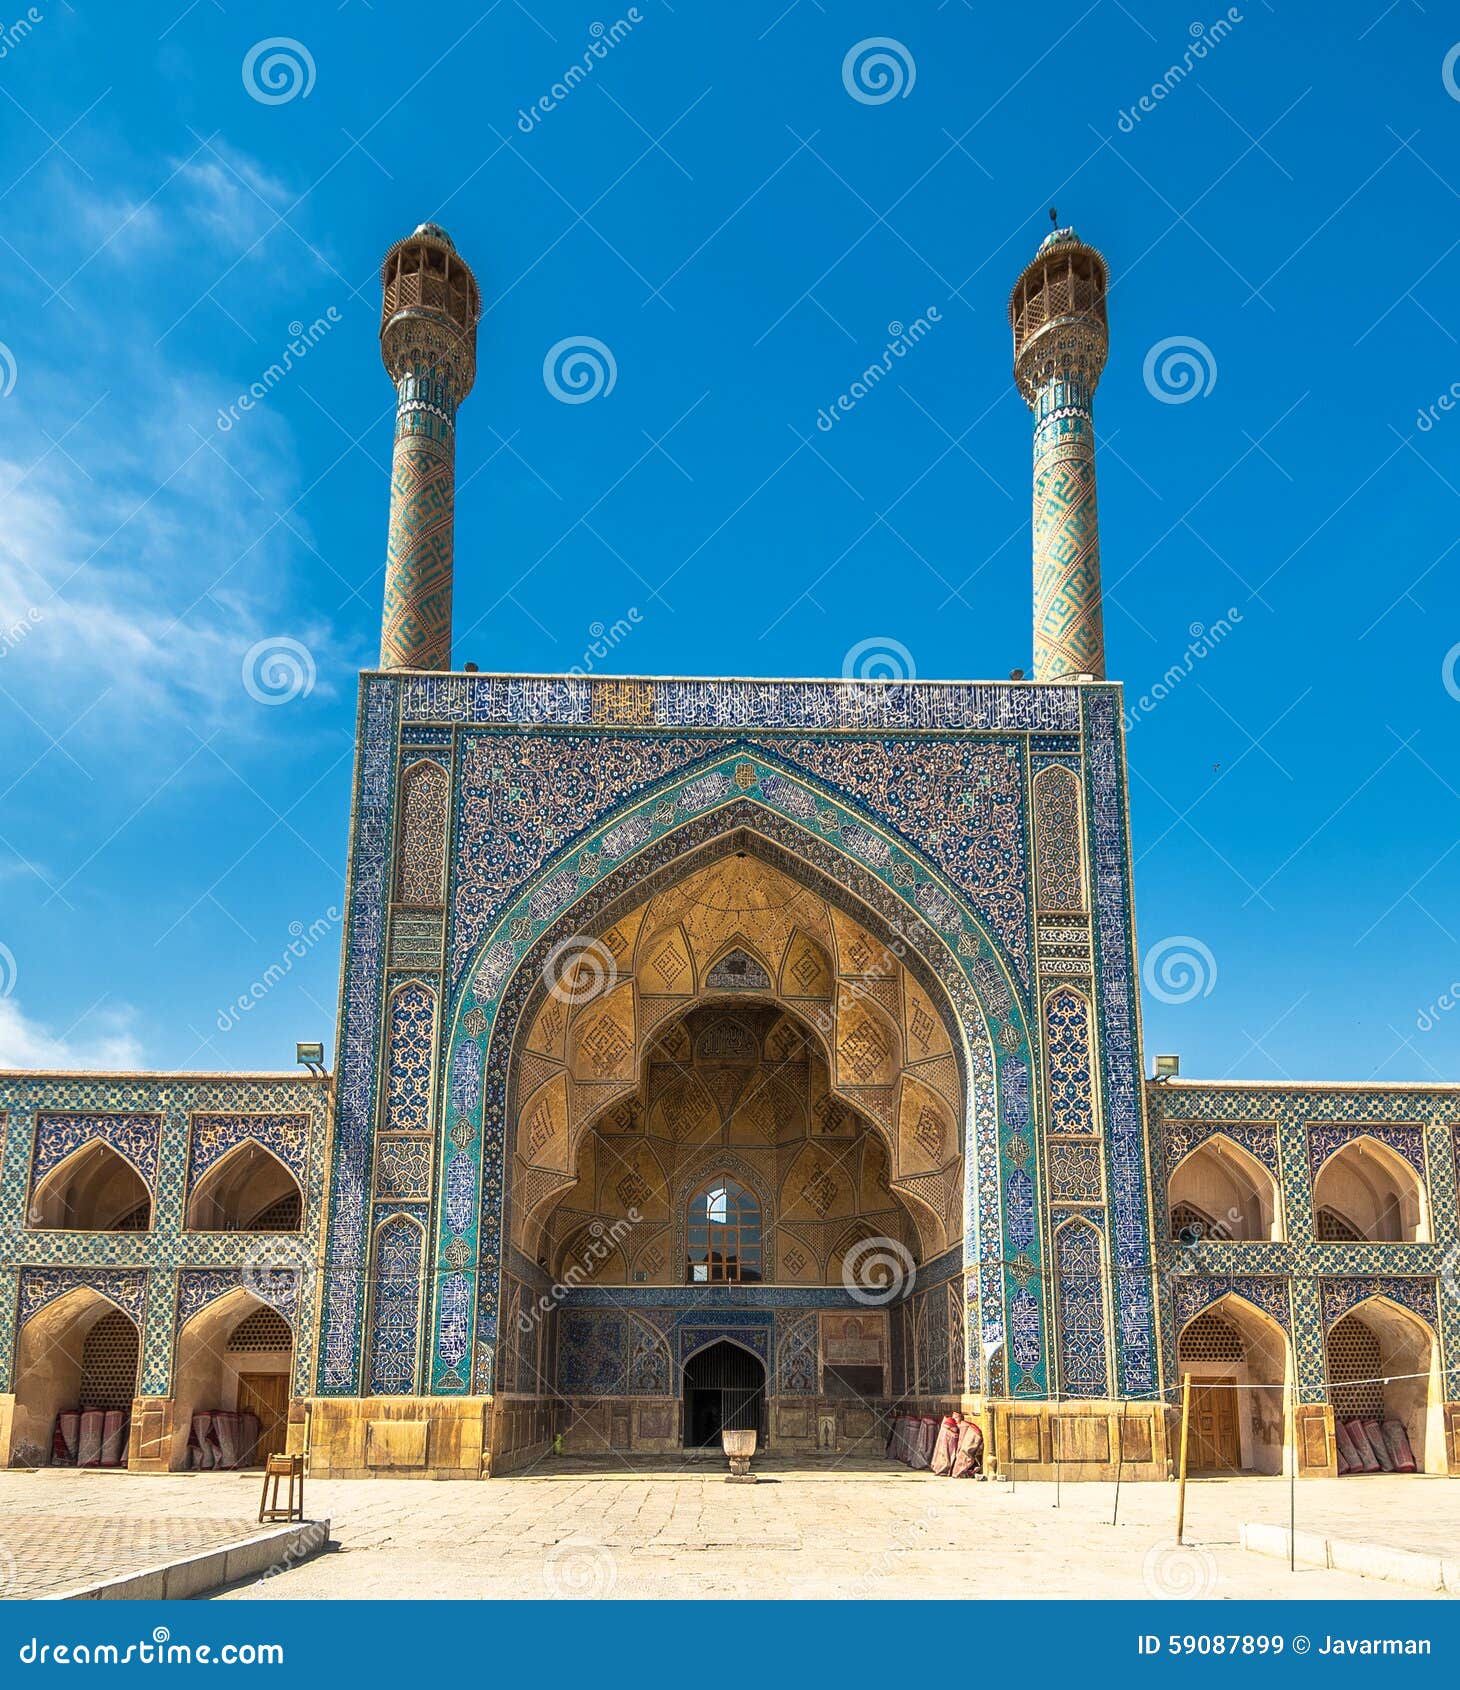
[686,1178,762,1284]
[30,1142,152,1232]
[1312,1137,1425,1243]
[1167,1136,1281,1241]
[185,1143,303,1233]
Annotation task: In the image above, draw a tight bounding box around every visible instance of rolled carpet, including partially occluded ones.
[931,1414,960,1475]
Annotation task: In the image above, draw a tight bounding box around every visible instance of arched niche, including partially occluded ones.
[171,1288,294,1469]
[530,997,928,1291]
[429,781,1033,1403]
[1311,1136,1426,1243]
[1176,1294,1293,1474]
[11,1290,140,1467]
[1326,1297,1444,1473]
[1167,1136,1281,1241]
[29,1142,151,1232]
[507,843,972,1281]
[186,1140,303,1233]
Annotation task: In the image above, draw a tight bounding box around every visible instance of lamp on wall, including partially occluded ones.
[1153,1054,1180,1081]
[295,1042,327,1078]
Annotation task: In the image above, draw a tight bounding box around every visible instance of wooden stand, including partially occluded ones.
[259,1453,305,1524]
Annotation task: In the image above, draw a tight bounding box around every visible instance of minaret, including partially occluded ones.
[1009,221,1110,682]
[377,222,480,671]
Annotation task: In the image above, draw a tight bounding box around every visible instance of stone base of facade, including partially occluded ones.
[127,1396,176,1471]
[552,1394,892,1460]
[979,1397,1170,1482]
[298,1396,494,1480]
[12,1391,1457,1481]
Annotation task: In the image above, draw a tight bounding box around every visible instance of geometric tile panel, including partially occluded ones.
[30,1114,162,1196]
[185,1113,311,1199]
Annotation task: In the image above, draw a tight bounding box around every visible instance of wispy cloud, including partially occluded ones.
[0,995,145,1071]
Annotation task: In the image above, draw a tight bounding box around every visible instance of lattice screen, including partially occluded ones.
[1326,1315,1383,1418]
[79,1310,139,1409]
[1178,1310,1245,1364]
[1316,1206,1364,1242]
[247,1190,302,1231]
[1169,1202,1216,1241]
[226,1308,293,1353]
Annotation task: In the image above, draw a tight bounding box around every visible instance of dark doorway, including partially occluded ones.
[683,1340,766,1449]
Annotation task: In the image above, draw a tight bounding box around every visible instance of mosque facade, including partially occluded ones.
[1,223,1455,1483]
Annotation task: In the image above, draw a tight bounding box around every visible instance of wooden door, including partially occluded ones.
[236,1373,289,1467]
[1190,1379,1240,1472]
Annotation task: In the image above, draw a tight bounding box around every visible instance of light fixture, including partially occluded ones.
[1153,1054,1180,1081]
[296,1041,326,1077]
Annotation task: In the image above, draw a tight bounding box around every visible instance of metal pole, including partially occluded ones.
[1111,1396,1128,1527]
[1288,1365,1298,1572]
[1175,1372,1192,1545]
[1053,1385,1062,1508]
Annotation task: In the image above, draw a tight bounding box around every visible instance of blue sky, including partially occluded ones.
[0,1,1456,1083]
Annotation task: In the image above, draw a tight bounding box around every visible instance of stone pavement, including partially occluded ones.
[0,1485,271,1599]
[4,1460,1457,1601]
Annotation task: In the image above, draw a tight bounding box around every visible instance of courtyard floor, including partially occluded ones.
[2,1460,1457,1600]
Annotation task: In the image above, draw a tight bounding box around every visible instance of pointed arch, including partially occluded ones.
[367,1214,426,1396]
[1325,1294,1443,1473]
[680,1331,766,1371]
[185,1138,303,1233]
[1176,1290,1294,1474]
[703,940,774,993]
[382,980,437,1134]
[1312,1135,1426,1242]
[1053,1217,1109,1398]
[410,748,1043,1400]
[395,758,449,904]
[172,1285,295,1470]
[1033,763,1085,913]
[1168,1133,1282,1241]
[684,1173,763,1285]
[1043,985,1098,1136]
[11,1288,140,1468]
[29,1140,151,1232]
